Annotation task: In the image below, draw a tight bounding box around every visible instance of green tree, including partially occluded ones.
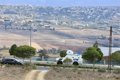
[60,50,67,57]
[96,48,103,61]
[111,51,120,64]
[93,41,99,48]
[15,45,36,59]
[82,47,101,71]
[38,49,49,60]
[63,58,72,64]
[9,44,17,57]
[93,41,103,61]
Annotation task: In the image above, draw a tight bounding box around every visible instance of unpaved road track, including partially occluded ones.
[25,70,48,80]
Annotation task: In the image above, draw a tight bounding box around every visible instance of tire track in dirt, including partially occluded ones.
[36,70,48,80]
[25,70,48,80]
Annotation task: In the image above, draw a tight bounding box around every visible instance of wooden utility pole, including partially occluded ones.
[108,26,112,71]
[30,26,32,47]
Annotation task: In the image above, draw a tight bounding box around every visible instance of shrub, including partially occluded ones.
[63,58,72,64]
[60,50,67,57]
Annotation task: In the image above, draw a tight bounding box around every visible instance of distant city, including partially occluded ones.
[0,5,120,31]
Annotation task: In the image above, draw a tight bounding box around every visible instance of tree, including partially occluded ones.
[93,41,99,48]
[9,44,17,57]
[63,58,72,64]
[82,47,101,71]
[60,50,67,57]
[38,49,49,60]
[15,45,36,59]
[93,41,103,61]
[111,51,120,64]
[96,48,103,61]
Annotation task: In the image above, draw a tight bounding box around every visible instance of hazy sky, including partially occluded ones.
[0,0,120,7]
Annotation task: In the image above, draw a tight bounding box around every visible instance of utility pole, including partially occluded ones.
[4,20,7,30]
[30,26,32,47]
[28,20,32,47]
[108,26,112,72]
[29,21,32,64]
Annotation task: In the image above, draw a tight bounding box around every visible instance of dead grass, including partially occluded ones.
[45,68,120,80]
[0,65,28,80]
[0,49,10,57]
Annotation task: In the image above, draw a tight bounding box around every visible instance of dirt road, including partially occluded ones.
[25,70,48,80]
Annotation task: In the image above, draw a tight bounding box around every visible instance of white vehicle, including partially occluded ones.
[56,50,83,65]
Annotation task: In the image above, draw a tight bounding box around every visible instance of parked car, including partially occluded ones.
[1,58,23,65]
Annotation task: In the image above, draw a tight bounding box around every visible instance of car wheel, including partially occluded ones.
[73,62,79,66]
[57,61,63,65]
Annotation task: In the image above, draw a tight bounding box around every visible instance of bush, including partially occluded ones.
[63,58,72,64]
[98,68,106,72]
[60,50,67,57]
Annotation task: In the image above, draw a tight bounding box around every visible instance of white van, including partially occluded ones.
[56,50,83,65]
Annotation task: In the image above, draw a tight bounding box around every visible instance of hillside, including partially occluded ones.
[0,5,120,50]
[0,6,120,29]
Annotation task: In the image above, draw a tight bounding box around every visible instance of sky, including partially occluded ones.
[0,0,120,7]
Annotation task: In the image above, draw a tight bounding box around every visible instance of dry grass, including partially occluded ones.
[0,65,28,80]
[0,27,120,50]
[1,27,118,50]
[0,49,10,57]
[45,68,120,80]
